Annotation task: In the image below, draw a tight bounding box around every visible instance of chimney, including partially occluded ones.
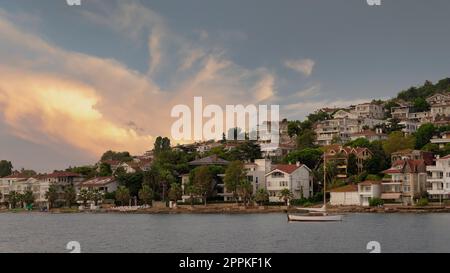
[296,162,301,167]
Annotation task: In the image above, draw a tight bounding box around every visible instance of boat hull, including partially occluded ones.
[288,214,343,222]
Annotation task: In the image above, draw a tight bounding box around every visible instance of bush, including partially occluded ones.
[416,198,429,207]
[369,198,384,207]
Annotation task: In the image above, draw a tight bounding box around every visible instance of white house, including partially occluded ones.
[330,185,359,206]
[426,155,450,200]
[352,103,384,120]
[358,181,382,206]
[265,163,313,202]
[245,159,271,193]
[431,131,450,149]
[77,176,118,193]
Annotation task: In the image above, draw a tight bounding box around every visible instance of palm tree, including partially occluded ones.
[280,189,293,206]
[64,186,77,208]
[138,184,153,206]
[45,185,59,209]
[77,189,91,207]
[115,186,130,206]
[255,189,269,206]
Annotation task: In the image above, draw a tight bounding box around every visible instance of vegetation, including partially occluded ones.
[138,184,154,205]
[22,190,35,209]
[77,189,91,207]
[45,185,59,209]
[191,166,213,206]
[116,186,131,206]
[168,183,182,202]
[7,191,21,209]
[369,198,384,207]
[283,148,323,170]
[416,198,429,207]
[279,189,293,206]
[397,79,450,102]
[64,186,77,208]
[255,189,269,205]
[224,161,247,203]
[0,160,13,178]
[101,151,133,162]
[382,131,415,155]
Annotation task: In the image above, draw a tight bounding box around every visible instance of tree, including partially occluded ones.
[77,189,91,207]
[98,162,113,177]
[288,120,302,137]
[412,98,430,112]
[90,189,104,206]
[64,186,77,208]
[224,161,247,203]
[346,138,371,148]
[283,148,323,169]
[22,190,35,209]
[255,189,269,205]
[101,151,132,162]
[279,189,293,206]
[45,185,59,209]
[347,154,358,175]
[115,186,130,206]
[117,172,144,198]
[138,184,153,205]
[0,160,13,178]
[382,131,415,155]
[296,129,316,150]
[192,166,213,206]
[168,183,182,202]
[307,111,330,123]
[154,137,171,155]
[20,168,37,177]
[7,191,21,209]
[237,180,253,207]
[415,123,436,149]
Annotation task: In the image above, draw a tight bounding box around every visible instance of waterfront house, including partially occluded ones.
[329,185,359,206]
[383,159,427,205]
[265,163,313,202]
[358,181,382,206]
[426,155,450,201]
[0,173,29,203]
[245,159,271,193]
[77,176,118,193]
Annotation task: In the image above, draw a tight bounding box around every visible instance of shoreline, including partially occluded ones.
[2,205,450,215]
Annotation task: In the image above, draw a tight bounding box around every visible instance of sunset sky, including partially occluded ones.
[1,0,450,172]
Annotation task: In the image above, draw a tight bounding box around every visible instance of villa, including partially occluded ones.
[426,155,450,200]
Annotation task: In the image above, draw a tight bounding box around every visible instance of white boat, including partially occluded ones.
[288,212,343,222]
[288,156,344,222]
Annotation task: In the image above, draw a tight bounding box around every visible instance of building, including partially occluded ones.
[329,185,359,206]
[0,173,30,203]
[349,129,387,142]
[37,171,83,206]
[391,149,434,166]
[324,145,373,178]
[383,159,427,205]
[427,93,450,119]
[352,103,384,120]
[426,155,450,200]
[431,131,450,149]
[265,163,313,202]
[391,106,410,120]
[245,159,271,193]
[358,181,382,206]
[399,120,419,134]
[77,177,118,193]
[314,118,360,146]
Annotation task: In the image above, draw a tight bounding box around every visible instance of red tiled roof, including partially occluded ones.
[2,173,30,179]
[359,180,382,186]
[45,171,81,178]
[272,164,302,174]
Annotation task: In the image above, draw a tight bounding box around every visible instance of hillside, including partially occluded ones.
[396,78,450,102]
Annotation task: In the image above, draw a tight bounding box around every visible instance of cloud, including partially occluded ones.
[284,58,315,76]
[0,4,279,161]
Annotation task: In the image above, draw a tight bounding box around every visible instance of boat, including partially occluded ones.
[288,156,344,222]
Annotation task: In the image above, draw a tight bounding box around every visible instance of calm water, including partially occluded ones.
[0,213,449,253]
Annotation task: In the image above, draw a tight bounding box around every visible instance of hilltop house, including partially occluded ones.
[391,149,434,166]
[265,163,313,202]
[352,102,385,120]
[431,131,450,149]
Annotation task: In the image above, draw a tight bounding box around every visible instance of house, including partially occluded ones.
[314,118,360,146]
[260,143,295,159]
[399,120,419,134]
[391,106,410,120]
[358,181,382,206]
[245,159,272,193]
[38,171,84,206]
[427,93,450,119]
[329,185,359,206]
[77,176,118,193]
[352,103,384,120]
[426,155,450,201]
[391,149,434,166]
[349,129,387,142]
[265,163,313,202]
[324,145,373,178]
[383,159,427,205]
[0,173,30,202]
[431,131,450,149]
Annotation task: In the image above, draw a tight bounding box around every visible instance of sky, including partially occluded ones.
[0,0,450,172]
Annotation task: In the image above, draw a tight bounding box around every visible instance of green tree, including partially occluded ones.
[45,185,59,209]
[64,186,77,208]
[237,180,253,207]
[7,191,21,209]
[90,189,104,206]
[382,131,415,155]
[192,166,213,206]
[77,189,91,207]
[279,189,293,206]
[255,188,269,205]
[415,123,436,149]
[116,172,144,198]
[347,154,358,175]
[22,190,35,209]
[168,183,182,202]
[412,97,430,112]
[283,148,323,169]
[154,137,171,155]
[98,162,113,177]
[0,160,13,178]
[101,151,132,162]
[296,129,316,150]
[20,168,37,177]
[307,111,330,123]
[224,161,247,203]
[138,184,153,205]
[346,138,371,148]
[115,186,130,206]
